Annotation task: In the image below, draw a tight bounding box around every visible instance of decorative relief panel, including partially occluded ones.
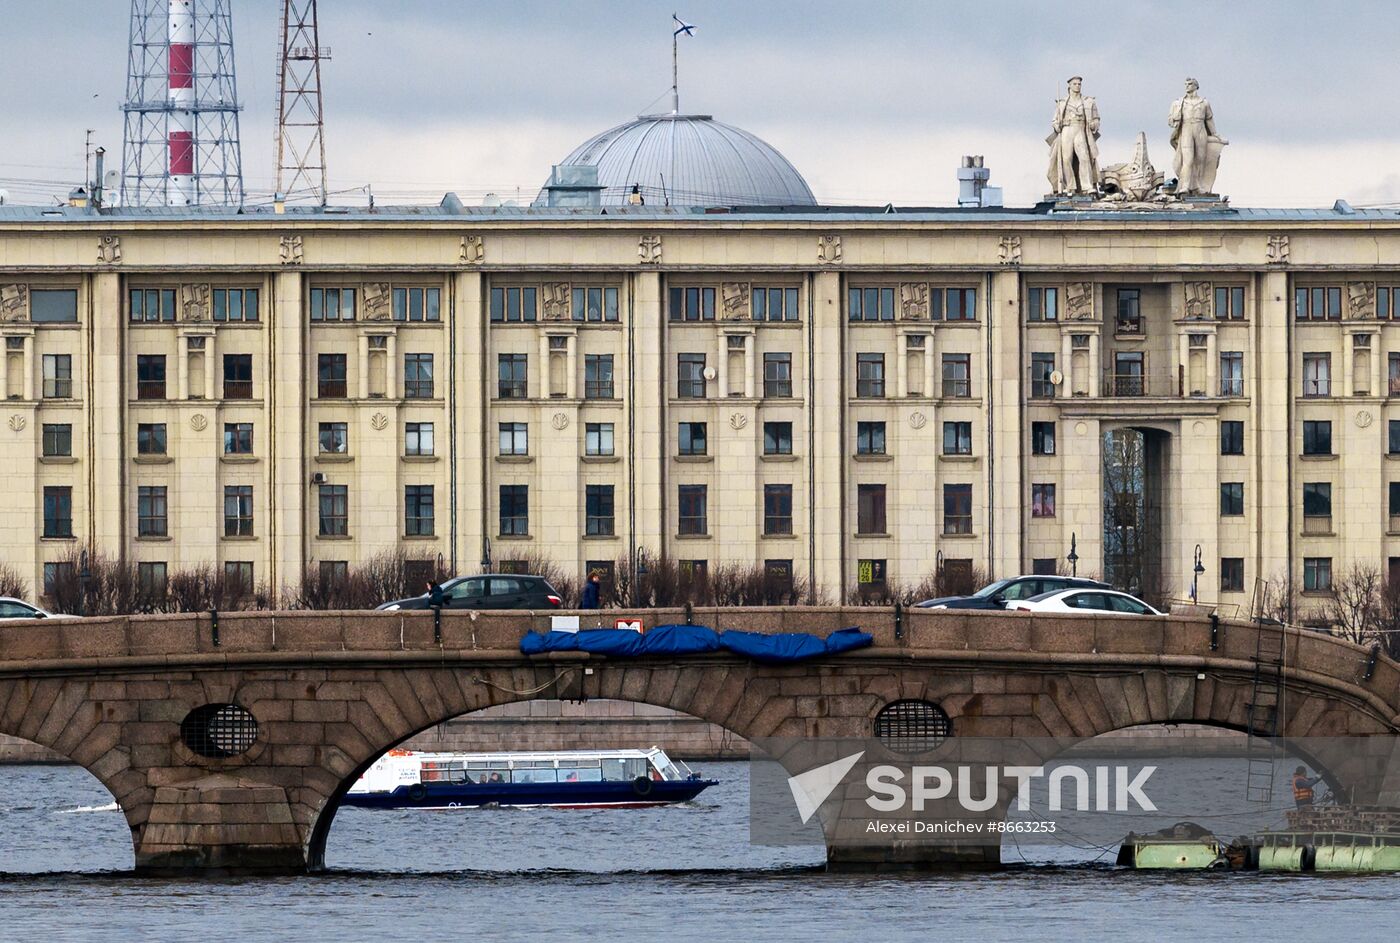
[541,283,572,320]
[638,235,662,265]
[551,413,570,430]
[1266,234,1290,265]
[1184,281,1212,320]
[459,234,484,265]
[8,414,26,433]
[998,235,1022,266]
[180,283,211,321]
[97,235,122,265]
[729,413,748,430]
[279,235,304,265]
[1347,282,1376,319]
[362,283,393,320]
[190,414,208,432]
[908,411,927,430]
[817,234,842,265]
[720,282,750,320]
[898,282,929,320]
[370,412,389,431]
[1065,282,1095,320]
[0,285,29,322]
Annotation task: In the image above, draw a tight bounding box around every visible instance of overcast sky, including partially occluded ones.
[2,0,1399,208]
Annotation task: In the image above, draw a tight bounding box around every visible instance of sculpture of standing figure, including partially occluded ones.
[1169,78,1228,195]
[1046,76,1101,195]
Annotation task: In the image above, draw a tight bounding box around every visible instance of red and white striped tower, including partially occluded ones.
[167,0,196,206]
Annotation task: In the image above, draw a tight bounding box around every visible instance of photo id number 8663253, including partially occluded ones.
[987,821,1057,834]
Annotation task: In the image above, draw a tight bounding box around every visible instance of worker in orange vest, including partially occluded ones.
[1292,766,1323,809]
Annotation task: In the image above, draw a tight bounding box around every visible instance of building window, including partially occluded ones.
[760,484,794,536]
[1215,286,1245,321]
[317,561,348,587]
[404,353,434,398]
[669,287,716,322]
[129,288,177,323]
[585,484,615,536]
[490,286,537,322]
[223,422,252,455]
[1031,483,1056,518]
[1382,288,1399,321]
[317,353,347,398]
[678,422,708,456]
[43,562,74,595]
[41,423,72,457]
[42,486,72,538]
[135,354,166,400]
[1110,351,1144,396]
[498,422,526,456]
[137,422,167,455]
[221,353,253,399]
[848,286,895,322]
[1220,482,1244,516]
[1032,558,1057,576]
[1295,286,1342,321]
[1303,557,1333,593]
[42,354,72,398]
[224,561,254,594]
[1390,481,1400,519]
[318,421,347,454]
[857,558,887,587]
[1221,420,1244,456]
[499,484,529,536]
[406,421,435,457]
[585,422,614,457]
[943,483,973,535]
[1390,420,1400,456]
[213,287,259,322]
[1028,287,1058,322]
[138,561,168,597]
[571,286,619,322]
[1303,482,1332,531]
[857,421,886,456]
[137,485,168,537]
[392,287,441,322]
[30,289,77,323]
[1390,353,1400,397]
[1115,288,1141,333]
[752,286,800,322]
[310,287,356,322]
[223,485,253,537]
[584,354,614,399]
[1302,420,1332,456]
[763,353,792,398]
[855,353,885,398]
[939,353,969,398]
[944,287,978,321]
[678,484,707,535]
[317,484,347,537]
[1302,353,1331,397]
[1030,353,1056,399]
[942,421,972,456]
[677,353,706,398]
[1220,351,1243,397]
[497,353,528,399]
[857,484,886,535]
[405,485,434,536]
[1220,557,1244,592]
[764,421,792,456]
[1032,421,1056,456]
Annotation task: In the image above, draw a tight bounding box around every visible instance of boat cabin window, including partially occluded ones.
[557,765,603,782]
[511,768,558,784]
[420,760,468,783]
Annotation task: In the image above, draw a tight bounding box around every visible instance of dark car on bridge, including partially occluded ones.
[376,575,563,611]
[915,575,1112,610]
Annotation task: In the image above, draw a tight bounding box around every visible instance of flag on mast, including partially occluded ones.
[673,14,696,36]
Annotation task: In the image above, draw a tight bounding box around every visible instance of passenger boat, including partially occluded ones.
[343,747,717,810]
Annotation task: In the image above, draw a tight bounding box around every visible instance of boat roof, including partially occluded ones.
[389,747,666,763]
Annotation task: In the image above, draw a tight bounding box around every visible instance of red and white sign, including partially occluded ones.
[615,619,644,633]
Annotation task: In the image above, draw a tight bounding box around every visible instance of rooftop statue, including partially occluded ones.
[1168,78,1227,195]
[1047,76,1100,196]
[1100,132,1166,203]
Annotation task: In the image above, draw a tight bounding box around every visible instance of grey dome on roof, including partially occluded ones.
[540,113,817,207]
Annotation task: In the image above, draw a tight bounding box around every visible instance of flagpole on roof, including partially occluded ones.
[671,13,680,114]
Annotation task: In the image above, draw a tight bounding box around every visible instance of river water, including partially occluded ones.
[1,761,1397,942]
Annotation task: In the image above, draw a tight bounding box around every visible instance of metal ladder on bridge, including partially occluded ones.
[1243,613,1287,804]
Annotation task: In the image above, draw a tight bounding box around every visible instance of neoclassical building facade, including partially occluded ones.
[1,199,1398,608]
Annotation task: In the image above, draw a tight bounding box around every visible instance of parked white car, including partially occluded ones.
[1006,588,1162,616]
[0,597,56,620]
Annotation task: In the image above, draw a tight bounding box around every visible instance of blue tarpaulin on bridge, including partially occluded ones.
[519,624,872,663]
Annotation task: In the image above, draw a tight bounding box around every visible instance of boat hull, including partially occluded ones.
[344,778,717,810]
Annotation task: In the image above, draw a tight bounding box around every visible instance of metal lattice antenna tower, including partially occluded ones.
[121,0,244,207]
[276,0,330,205]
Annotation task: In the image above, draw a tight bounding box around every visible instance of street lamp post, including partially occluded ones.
[481,537,492,574]
[1191,543,1205,603]
[1067,533,1079,578]
[77,549,91,618]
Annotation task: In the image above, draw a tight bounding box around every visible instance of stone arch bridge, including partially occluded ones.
[0,607,1396,873]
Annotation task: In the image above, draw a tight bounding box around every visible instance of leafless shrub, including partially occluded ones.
[0,562,29,601]
[1327,562,1382,644]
